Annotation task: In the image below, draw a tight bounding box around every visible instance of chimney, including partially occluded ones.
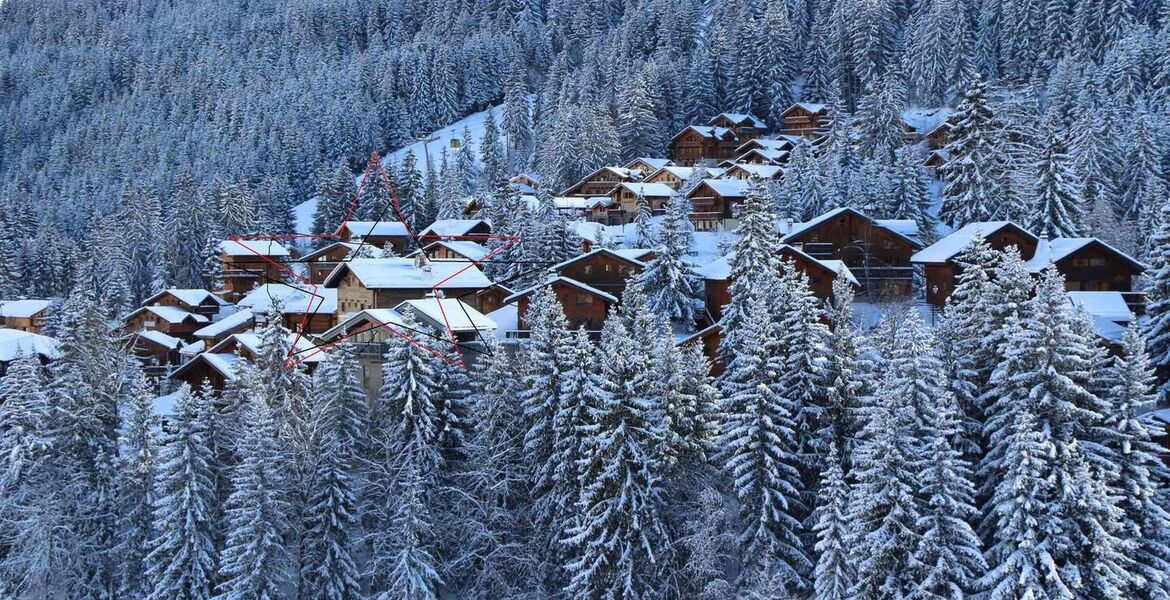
[414,253,430,270]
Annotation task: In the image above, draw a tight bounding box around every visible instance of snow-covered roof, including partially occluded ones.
[611,182,677,197]
[424,240,491,262]
[818,260,860,286]
[504,276,619,305]
[554,196,614,210]
[787,102,827,114]
[671,125,735,142]
[206,332,323,364]
[237,284,338,315]
[343,221,411,238]
[783,207,922,248]
[0,328,60,361]
[133,329,185,350]
[319,308,406,342]
[153,390,183,417]
[902,107,954,135]
[625,157,673,170]
[299,241,359,262]
[1025,238,1146,273]
[395,297,497,334]
[725,163,784,179]
[911,222,1035,264]
[0,299,51,318]
[549,248,650,272]
[737,138,795,154]
[180,340,205,356]
[1067,291,1133,323]
[419,219,489,238]
[736,148,789,164]
[127,305,210,325]
[219,239,291,257]
[145,289,228,308]
[692,178,750,197]
[710,112,766,128]
[324,258,492,290]
[193,309,254,339]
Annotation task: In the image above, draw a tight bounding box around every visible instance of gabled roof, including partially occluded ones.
[689,178,751,198]
[422,240,491,262]
[237,284,338,315]
[219,240,290,257]
[782,207,923,249]
[560,166,639,195]
[172,352,240,382]
[911,222,1037,264]
[724,163,784,179]
[709,112,765,128]
[553,196,615,210]
[204,332,323,363]
[782,102,828,116]
[624,157,673,171]
[319,308,406,342]
[395,297,497,334]
[298,241,359,262]
[699,244,858,286]
[126,305,210,325]
[144,289,229,308]
[734,137,796,155]
[1067,291,1133,323]
[503,276,620,305]
[549,247,651,272]
[0,328,61,361]
[610,182,677,198]
[1025,238,1147,273]
[323,257,492,290]
[418,219,489,238]
[670,125,736,143]
[341,221,411,238]
[193,309,254,340]
[0,299,51,318]
[130,329,185,351]
[735,148,789,164]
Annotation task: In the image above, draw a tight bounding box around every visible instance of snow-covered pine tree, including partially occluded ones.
[562,310,669,600]
[1144,201,1170,402]
[775,265,831,483]
[717,292,810,590]
[145,385,218,600]
[1029,124,1085,237]
[301,343,368,600]
[618,62,664,160]
[717,177,780,368]
[502,60,533,172]
[903,0,961,105]
[821,275,865,461]
[811,442,853,600]
[656,340,719,477]
[311,162,357,247]
[480,111,506,191]
[632,189,654,248]
[939,74,1008,228]
[886,146,937,243]
[114,367,159,599]
[1098,323,1170,597]
[910,392,986,599]
[215,394,290,599]
[637,193,703,328]
[855,71,907,162]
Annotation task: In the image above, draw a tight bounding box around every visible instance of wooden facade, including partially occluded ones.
[122,306,209,341]
[669,126,739,166]
[143,290,227,318]
[915,223,1040,307]
[607,183,675,222]
[779,103,829,138]
[0,300,50,334]
[703,246,844,321]
[337,222,410,254]
[1042,240,1145,295]
[685,180,749,231]
[561,167,638,197]
[514,278,615,332]
[324,261,491,314]
[301,242,359,284]
[708,113,765,142]
[783,208,921,298]
[554,249,649,299]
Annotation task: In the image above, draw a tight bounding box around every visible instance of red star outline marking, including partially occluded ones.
[226,153,518,371]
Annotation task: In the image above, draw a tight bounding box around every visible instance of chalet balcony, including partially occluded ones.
[506,329,603,341]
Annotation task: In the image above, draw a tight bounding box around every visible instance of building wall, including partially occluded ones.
[123,312,202,340]
[782,107,827,137]
[336,271,376,313]
[704,257,836,320]
[152,293,221,317]
[1055,246,1142,292]
[0,315,44,334]
[786,212,917,296]
[924,264,958,307]
[558,255,642,298]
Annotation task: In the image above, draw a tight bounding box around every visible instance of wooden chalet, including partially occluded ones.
[606,182,676,223]
[191,309,254,347]
[143,289,229,318]
[779,103,829,138]
[781,207,922,298]
[0,299,51,334]
[337,221,412,254]
[925,118,956,149]
[709,113,766,141]
[122,305,210,341]
[171,332,323,392]
[300,242,359,284]
[217,240,291,302]
[669,125,740,166]
[316,308,406,396]
[552,196,615,222]
[912,222,1040,307]
[549,248,655,299]
[323,257,493,313]
[924,149,949,170]
[1025,238,1146,302]
[474,283,514,316]
[418,219,491,241]
[561,166,639,197]
[722,163,784,181]
[237,284,338,334]
[509,173,544,194]
[124,330,185,374]
[643,165,727,190]
[700,245,859,321]
[685,178,751,231]
[505,276,618,334]
[623,157,673,178]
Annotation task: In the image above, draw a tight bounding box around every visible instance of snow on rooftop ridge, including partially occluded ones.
[237,284,338,314]
[134,329,185,350]
[0,328,61,361]
[910,221,1028,264]
[344,221,410,237]
[615,182,677,196]
[130,305,209,324]
[193,309,254,339]
[1025,237,1147,273]
[425,240,491,262]
[0,299,51,318]
[503,275,619,305]
[219,239,291,257]
[710,112,766,128]
[331,257,492,289]
[1066,291,1133,323]
[395,297,497,333]
[147,289,228,307]
[419,219,488,238]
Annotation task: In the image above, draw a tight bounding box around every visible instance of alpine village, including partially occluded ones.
[1,0,1170,598]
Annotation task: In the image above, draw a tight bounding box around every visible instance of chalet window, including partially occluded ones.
[881,239,896,250]
[584,265,594,275]
[605,264,615,273]
[576,294,593,305]
[1066,281,1081,291]
[143,320,156,328]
